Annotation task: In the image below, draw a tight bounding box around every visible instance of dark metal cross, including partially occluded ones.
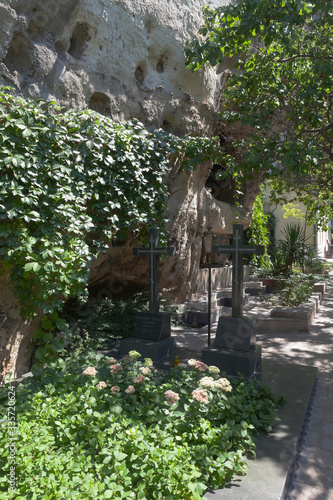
[213,224,265,318]
[133,227,176,313]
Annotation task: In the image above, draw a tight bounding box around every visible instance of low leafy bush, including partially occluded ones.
[53,293,187,355]
[259,272,317,307]
[58,294,150,354]
[0,352,284,499]
[305,258,333,274]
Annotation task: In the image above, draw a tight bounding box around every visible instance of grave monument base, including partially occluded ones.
[120,336,177,362]
[202,344,262,378]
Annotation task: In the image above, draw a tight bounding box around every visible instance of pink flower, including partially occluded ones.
[125,385,135,394]
[111,386,120,394]
[110,364,123,374]
[96,381,107,390]
[133,375,145,384]
[106,357,118,365]
[187,359,208,372]
[195,361,209,372]
[164,390,180,405]
[82,366,97,376]
[191,388,209,404]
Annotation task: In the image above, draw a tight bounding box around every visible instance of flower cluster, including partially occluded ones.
[139,367,151,375]
[82,366,97,376]
[96,381,107,390]
[199,376,217,389]
[133,375,145,384]
[164,390,180,405]
[129,350,141,361]
[191,388,209,404]
[199,376,232,392]
[125,385,135,394]
[106,357,118,365]
[111,386,120,394]
[110,364,123,374]
[187,359,208,372]
[120,355,132,364]
[208,365,220,375]
[216,378,232,392]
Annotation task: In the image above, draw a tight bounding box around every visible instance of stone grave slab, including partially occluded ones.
[202,316,261,377]
[132,312,171,341]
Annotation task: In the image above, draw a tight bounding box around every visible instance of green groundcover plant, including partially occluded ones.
[0,352,284,500]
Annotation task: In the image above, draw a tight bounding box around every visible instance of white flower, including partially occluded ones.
[199,376,216,388]
[216,378,232,392]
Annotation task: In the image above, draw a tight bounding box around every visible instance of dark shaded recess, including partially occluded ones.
[68,22,91,58]
[88,280,148,301]
[205,133,237,204]
[135,65,145,86]
[162,116,183,137]
[156,58,164,73]
[88,92,111,116]
[3,33,31,76]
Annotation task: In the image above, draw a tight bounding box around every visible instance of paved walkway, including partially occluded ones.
[258,280,333,500]
[172,275,333,499]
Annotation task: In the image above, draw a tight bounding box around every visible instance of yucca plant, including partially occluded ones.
[278,222,312,275]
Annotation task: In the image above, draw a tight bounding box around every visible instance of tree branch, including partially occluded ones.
[304,122,333,134]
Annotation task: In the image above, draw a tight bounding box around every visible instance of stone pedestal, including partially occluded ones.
[120,312,176,362]
[120,336,176,361]
[202,317,261,378]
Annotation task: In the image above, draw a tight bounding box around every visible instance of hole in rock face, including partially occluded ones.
[88,92,111,116]
[135,65,145,86]
[68,22,91,58]
[3,33,31,77]
[156,58,164,74]
[205,133,238,203]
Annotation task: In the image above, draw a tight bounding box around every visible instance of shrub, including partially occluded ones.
[0,352,284,499]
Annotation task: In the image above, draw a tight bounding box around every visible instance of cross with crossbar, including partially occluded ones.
[213,224,265,318]
[133,228,176,313]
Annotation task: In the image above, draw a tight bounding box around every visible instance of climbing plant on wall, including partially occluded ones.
[0,87,221,363]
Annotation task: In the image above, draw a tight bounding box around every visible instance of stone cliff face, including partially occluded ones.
[1,0,223,134]
[0,0,260,380]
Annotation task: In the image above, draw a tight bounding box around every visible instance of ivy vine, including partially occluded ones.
[0,87,221,362]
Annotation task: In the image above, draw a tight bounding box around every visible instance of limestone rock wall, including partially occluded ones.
[1,0,225,134]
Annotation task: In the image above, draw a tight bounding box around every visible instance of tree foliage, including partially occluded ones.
[186,0,333,228]
[244,184,271,268]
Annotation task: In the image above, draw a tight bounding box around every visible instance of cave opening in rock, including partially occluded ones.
[88,92,111,116]
[68,22,91,59]
[135,65,145,86]
[156,58,164,74]
[205,133,238,204]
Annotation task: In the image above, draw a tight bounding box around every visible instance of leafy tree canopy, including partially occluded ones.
[186,0,333,228]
